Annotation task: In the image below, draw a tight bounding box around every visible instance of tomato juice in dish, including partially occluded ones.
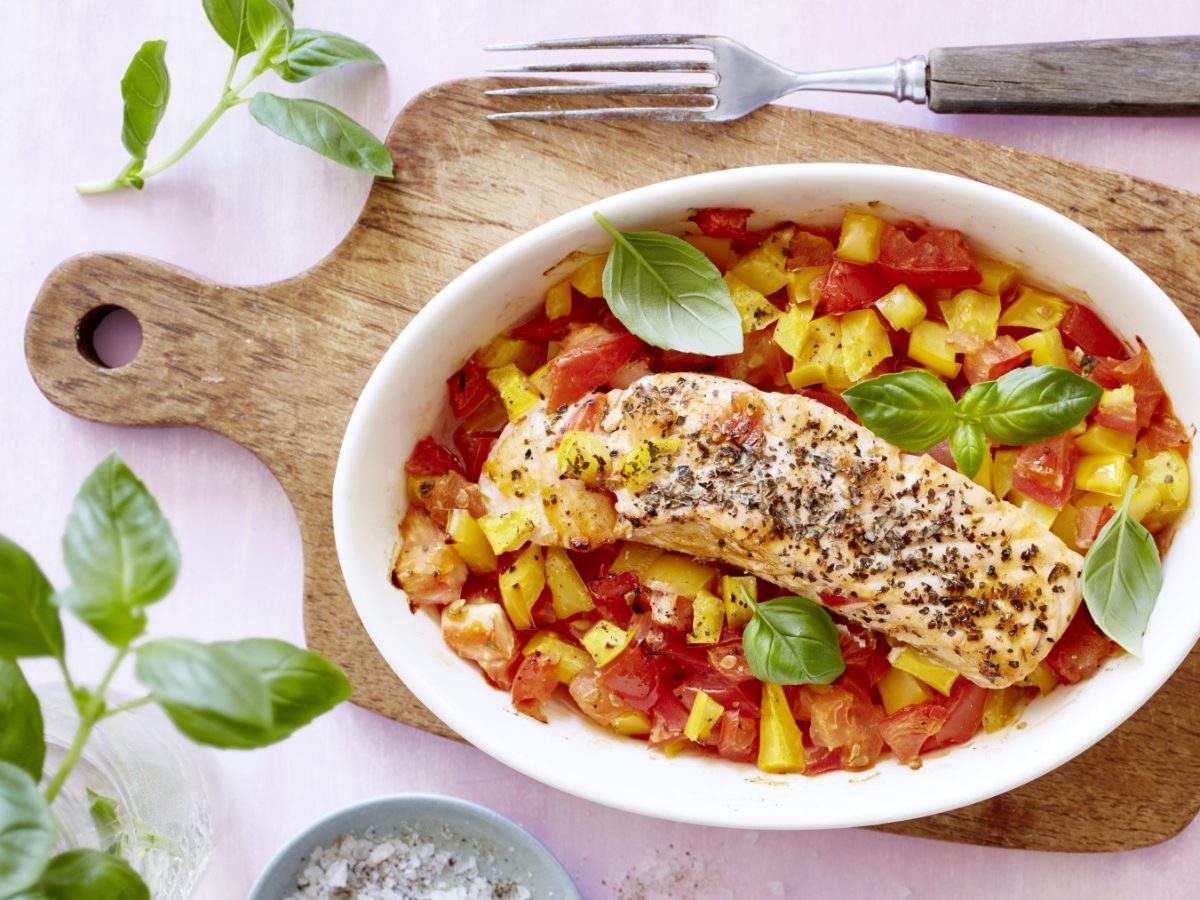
[393,206,1190,775]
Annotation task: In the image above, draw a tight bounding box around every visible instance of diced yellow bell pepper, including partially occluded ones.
[1017,328,1069,369]
[875,284,927,331]
[522,630,592,684]
[939,289,1001,347]
[1097,384,1135,421]
[889,648,958,697]
[725,271,782,333]
[907,320,961,379]
[406,474,437,507]
[544,279,573,320]
[609,542,664,579]
[684,689,726,742]
[729,227,794,295]
[982,686,1032,733]
[568,255,607,298]
[643,552,717,599]
[757,683,806,774]
[688,589,725,645]
[877,666,934,715]
[974,258,1018,296]
[544,547,595,619]
[1051,501,1080,549]
[1017,663,1058,696]
[619,437,681,492]
[499,544,545,631]
[684,234,735,271]
[998,286,1069,330]
[612,710,652,736]
[556,431,612,485]
[486,364,542,422]
[477,508,538,555]
[772,302,814,357]
[1075,423,1135,457]
[786,266,830,306]
[1075,454,1132,496]
[970,442,993,492]
[445,510,499,574]
[721,575,757,630]
[840,308,893,382]
[1136,448,1190,512]
[787,315,841,389]
[476,336,543,372]
[1009,491,1060,527]
[581,619,633,667]
[1128,481,1162,524]
[833,211,885,264]
[992,448,1019,501]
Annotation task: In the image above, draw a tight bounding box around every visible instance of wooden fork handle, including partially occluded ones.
[928,36,1200,115]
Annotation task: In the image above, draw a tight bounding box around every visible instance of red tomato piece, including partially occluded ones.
[875,227,980,290]
[818,591,853,608]
[864,641,892,687]
[786,230,834,269]
[877,703,949,767]
[1011,435,1080,509]
[452,428,499,482]
[511,651,560,723]
[716,708,758,762]
[446,362,493,419]
[649,692,690,748]
[509,296,607,342]
[837,625,876,669]
[926,439,957,471]
[962,336,1032,385]
[405,436,465,477]
[674,671,762,717]
[716,328,789,390]
[543,331,642,409]
[812,260,887,315]
[599,643,661,713]
[693,207,753,240]
[461,574,501,605]
[530,586,557,627]
[1045,608,1117,685]
[1075,504,1115,551]
[922,679,987,752]
[587,571,640,627]
[1144,413,1190,453]
[802,745,842,776]
[1060,304,1128,359]
[1092,387,1138,435]
[1089,350,1164,430]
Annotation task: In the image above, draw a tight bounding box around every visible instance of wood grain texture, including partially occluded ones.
[23,78,1200,852]
[929,36,1200,115]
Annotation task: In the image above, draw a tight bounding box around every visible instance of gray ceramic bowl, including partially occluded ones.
[248,793,580,899]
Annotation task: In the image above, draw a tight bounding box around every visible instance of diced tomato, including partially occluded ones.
[875,227,980,290]
[802,744,843,776]
[587,571,640,627]
[962,336,1032,385]
[554,395,608,440]
[1012,435,1080,509]
[674,671,762,717]
[1060,304,1127,359]
[692,207,753,240]
[405,436,465,477]
[653,349,718,373]
[926,439,957,471]
[716,328,789,390]
[818,591,853,608]
[922,679,987,752]
[461,574,501,605]
[394,508,468,606]
[1093,387,1138,435]
[530,586,557,627]
[837,625,876,669]
[812,260,887,315]
[511,652,560,723]
[787,230,834,269]
[543,331,642,409]
[801,390,853,419]
[802,683,884,770]
[446,362,493,419]
[1045,608,1117,685]
[610,356,653,389]
[706,641,755,683]
[1089,350,1164,430]
[877,703,949,767]
[865,641,892,687]
[509,295,605,342]
[1144,413,1190,453]
[1075,504,1115,551]
[649,692,690,747]
[414,471,486,529]
[599,643,661,713]
[716,708,758,761]
[452,428,499,482]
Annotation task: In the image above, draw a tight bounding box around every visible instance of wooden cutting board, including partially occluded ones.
[24,78,1200,852]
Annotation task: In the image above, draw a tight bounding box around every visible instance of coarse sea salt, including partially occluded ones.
[287,828,532,900]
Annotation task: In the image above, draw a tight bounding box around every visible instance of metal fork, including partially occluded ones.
[485,34,1200,121]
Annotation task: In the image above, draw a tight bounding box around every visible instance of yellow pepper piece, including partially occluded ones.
[786,266,829,306]
[684,234,735,271]
[1075,423,1135,457]
[684,690,726,742]
[840,308,893,382]
[486,364,542,422]
[725,271,782,333]
[476,336,543,372]
[609,542,664,579]
[772,301,814,357]
[687,589,725,645]
[445,510,499,575]
[619,437,681,492]
[1009,491,1060,527]
[499,544,545,631]
[834,211,885,264]
[1075,454,1132,496]
[406,474,437,507]
[974,258,1018,296]
[1017,328,1069,369]
[729,227,793,295]
[787,315,841,389]
[643,553,717,599]
[889,648,958,697]
[1051,501,1080,549]
[581,620,633,667]
[907,320,961,379]
[998,286,1068,330]
[1017,663,1058,696]
[477,508,537,555]
[522,630,592,684]
[543,547,595,619]
[612,710,652,736]
[556,431,611,485]
[939,289,1000,348]
[970,443,993,492]
[1136,448,1189,512]
[544,279,573,320]
[875,284,927,331]
[877,666,935,716]
[757,683,806,774]
[568,255,607,298]
[992,448,1019,501]
[721,575,757,630]
[982,686,1032,734]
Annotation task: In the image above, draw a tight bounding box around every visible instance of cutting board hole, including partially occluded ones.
[77,306,142,369]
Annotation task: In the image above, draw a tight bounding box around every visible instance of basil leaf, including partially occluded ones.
[203,0,293,59]
[248,93,394,176]
[595,212,743,355]
[28,849,148,900]
[0,761,55,896]
[0,660,44,783]
[1083,477,1163,656]
[59,453,179,647]
[965,366,1102,446]
[85,789,125,856]
[119,40,170,162]
[135,638,273,741]
[841,370,957,452]
[742,597,845,686]
[0,536,63,659]
[948,419,986,479]
[275,29,383,83]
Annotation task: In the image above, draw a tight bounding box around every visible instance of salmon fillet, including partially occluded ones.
[480,372,1084,687]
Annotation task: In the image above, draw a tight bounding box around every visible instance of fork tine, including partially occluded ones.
[487,60,712,74]
[485,83,712,97]
[484,34,711,52]
[487,106,714,123]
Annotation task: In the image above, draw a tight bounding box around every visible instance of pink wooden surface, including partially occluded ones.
[3,2,1199,897]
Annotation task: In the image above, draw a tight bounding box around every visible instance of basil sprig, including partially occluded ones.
[741,596,845,685]
[1082,477,1163,655]
[595,212,744,356]
[844,365,1102,478]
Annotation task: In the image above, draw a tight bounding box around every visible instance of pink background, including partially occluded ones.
[3,2,1199,897]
